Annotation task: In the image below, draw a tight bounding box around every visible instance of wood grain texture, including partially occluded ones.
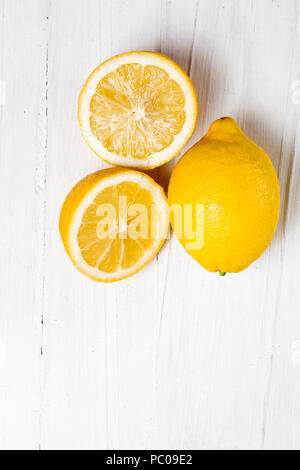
[0,0,48,449]
[0,0,299,450]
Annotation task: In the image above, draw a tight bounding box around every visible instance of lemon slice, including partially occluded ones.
[59,169,169,282]
[78,51,198,169]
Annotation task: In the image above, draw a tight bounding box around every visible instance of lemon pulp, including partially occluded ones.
[78,181,159,273]
[90,63,186,159]
[78,52,198,169]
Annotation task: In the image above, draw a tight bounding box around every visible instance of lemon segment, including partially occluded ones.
[78,52,198,169]
[59,169,169,282]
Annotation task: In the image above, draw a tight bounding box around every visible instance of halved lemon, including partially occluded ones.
[78,51,198,169]
[59,168,169,282]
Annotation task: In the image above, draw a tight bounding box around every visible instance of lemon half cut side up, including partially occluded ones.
[59,168,169,282]
[78,51,198,169]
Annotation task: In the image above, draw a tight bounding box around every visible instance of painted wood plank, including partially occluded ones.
[262,1,300,448]
[40,0,107,450]
[0,0,48,450]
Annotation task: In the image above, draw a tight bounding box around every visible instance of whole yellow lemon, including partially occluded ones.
[168,117,280,274]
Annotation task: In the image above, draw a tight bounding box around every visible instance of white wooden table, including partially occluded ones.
[0,0,300,450]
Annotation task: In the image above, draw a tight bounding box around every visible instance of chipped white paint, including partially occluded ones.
[0,0,300,450]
